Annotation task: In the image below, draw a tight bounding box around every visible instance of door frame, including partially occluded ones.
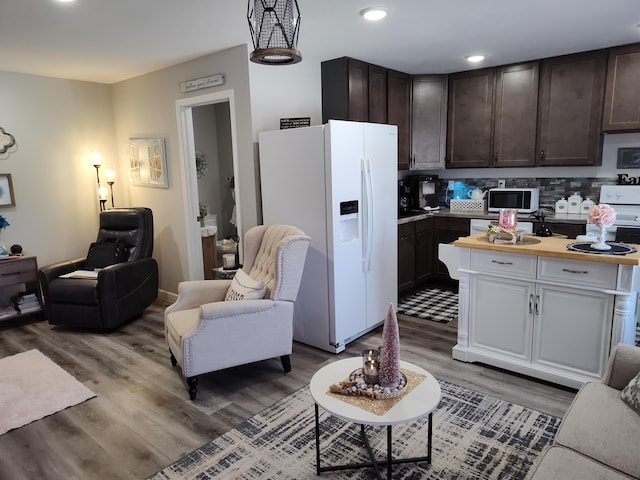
[175,90,241,280]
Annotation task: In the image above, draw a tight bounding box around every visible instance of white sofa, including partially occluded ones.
[527,344,640,480]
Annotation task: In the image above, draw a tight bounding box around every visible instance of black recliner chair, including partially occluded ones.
[39,207,158,329]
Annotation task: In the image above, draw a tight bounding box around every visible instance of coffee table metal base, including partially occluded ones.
[314,403,433,479]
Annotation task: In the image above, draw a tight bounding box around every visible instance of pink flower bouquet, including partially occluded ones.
[587,204,616,226]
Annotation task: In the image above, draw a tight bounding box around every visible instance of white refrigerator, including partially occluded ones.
[258,120,398,353]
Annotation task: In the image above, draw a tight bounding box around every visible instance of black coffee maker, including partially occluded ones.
[411,175,439,210]
[398,180,412,216]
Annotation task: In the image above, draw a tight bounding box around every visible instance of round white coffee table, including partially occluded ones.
[310,357,441,479]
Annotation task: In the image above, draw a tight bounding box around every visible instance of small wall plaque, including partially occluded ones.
[280,117,311,129]
[179,73,225,93]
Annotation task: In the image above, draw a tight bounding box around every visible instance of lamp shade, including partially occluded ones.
[247,0,302,65]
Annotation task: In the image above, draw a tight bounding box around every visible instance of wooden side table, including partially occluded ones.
[0,254,43,322]
[202,233,217,280]
[212,266,240,280]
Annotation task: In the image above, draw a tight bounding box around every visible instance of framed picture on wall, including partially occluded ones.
[128,137,168,188]
[0,174,15,207]
[617,147,640,169]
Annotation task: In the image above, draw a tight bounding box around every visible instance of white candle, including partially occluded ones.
[363,359,379,385]
[223,253,235,269]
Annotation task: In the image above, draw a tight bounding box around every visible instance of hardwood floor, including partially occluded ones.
[0,301,576,480]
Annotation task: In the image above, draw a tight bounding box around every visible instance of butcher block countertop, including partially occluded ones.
[454,233,640,266]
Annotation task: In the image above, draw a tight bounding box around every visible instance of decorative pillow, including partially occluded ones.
[224,270,266,301]
[621,371,640,414]
[85,241,130,269]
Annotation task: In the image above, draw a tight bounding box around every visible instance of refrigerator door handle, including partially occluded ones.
[364,157,374,272]
[361,158,367,272]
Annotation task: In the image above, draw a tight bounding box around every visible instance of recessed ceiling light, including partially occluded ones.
[465,55,486,63]
[360,8,388,21]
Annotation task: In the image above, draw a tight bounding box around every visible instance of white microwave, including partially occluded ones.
[487,188,540,213]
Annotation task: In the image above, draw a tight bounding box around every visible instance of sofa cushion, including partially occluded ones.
[47,277,99,305]
[165,307,201,359]
[224,270,266,301]
[527,446,634,480]
[555,381,640,478]
[620,370,640,414]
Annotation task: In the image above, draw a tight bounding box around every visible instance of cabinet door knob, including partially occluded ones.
[535,294,540,315]
[540,149,545,162]
[529,293,533,313]
[494,152,498,161]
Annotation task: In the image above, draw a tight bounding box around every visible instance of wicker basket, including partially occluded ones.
[450,199,485,213]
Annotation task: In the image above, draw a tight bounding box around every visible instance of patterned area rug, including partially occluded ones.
[397,287,458,323]
[149,379,559,479]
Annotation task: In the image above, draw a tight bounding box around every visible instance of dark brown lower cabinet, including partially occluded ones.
[398,222,416,292]
[398,218,434,293]
[415,219,434,284]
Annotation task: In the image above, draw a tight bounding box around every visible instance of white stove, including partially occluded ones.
[586,185,640,241]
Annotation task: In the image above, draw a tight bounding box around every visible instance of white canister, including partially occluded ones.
[579,197,595,215]
[567,193,582,214]
[222,253,235,269]
[555,197,568,213]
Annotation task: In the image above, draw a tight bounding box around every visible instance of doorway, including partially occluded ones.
[176,90,242,281]
[193,102,237,277]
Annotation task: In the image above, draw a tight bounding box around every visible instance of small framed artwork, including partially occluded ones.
[0,174,15,207]
[128,137,168,188]
[617,147,640,169]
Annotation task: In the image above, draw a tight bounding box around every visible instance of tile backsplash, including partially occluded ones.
[439,177,618,209]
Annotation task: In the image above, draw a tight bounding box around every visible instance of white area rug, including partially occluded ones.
[0,349,96,435]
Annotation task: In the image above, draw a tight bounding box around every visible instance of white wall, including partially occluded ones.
[0,44,323,297]
[111,44,256,294]
[248,53,323,135]
[0,71,118,267]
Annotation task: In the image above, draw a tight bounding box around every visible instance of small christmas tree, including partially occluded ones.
[378,303,401,389]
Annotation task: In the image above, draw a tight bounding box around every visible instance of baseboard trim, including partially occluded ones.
[157,289,177,305]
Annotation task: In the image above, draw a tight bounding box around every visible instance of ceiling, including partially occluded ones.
[2,0,640,84]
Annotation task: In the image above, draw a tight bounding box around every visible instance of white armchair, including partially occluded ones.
[165,224,311,400]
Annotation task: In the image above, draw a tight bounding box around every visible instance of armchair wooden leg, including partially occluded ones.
[187,376,198,401]
[280,355,292,373]
[169,349,177,367]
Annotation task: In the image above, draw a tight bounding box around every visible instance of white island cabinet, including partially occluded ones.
[452,234,639,389]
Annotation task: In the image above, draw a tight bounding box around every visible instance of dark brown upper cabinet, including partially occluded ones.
[411,75,448,170]
[447,63,539,169]
[446,68,494,168]
[321,57,410,168]
[321,57,369,123]
[603,43,640,132]
[537,50,607,166]
[493,62,539,167]
[387,69,412,170]
[368,64,388,124]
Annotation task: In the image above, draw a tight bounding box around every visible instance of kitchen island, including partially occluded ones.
[452,233,640,388]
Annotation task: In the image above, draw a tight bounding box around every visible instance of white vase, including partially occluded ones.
[590,224,611,251]
[0,229,8,256]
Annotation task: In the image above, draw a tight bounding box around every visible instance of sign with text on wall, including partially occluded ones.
[280,117,311,129]
[179,73,225,93]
